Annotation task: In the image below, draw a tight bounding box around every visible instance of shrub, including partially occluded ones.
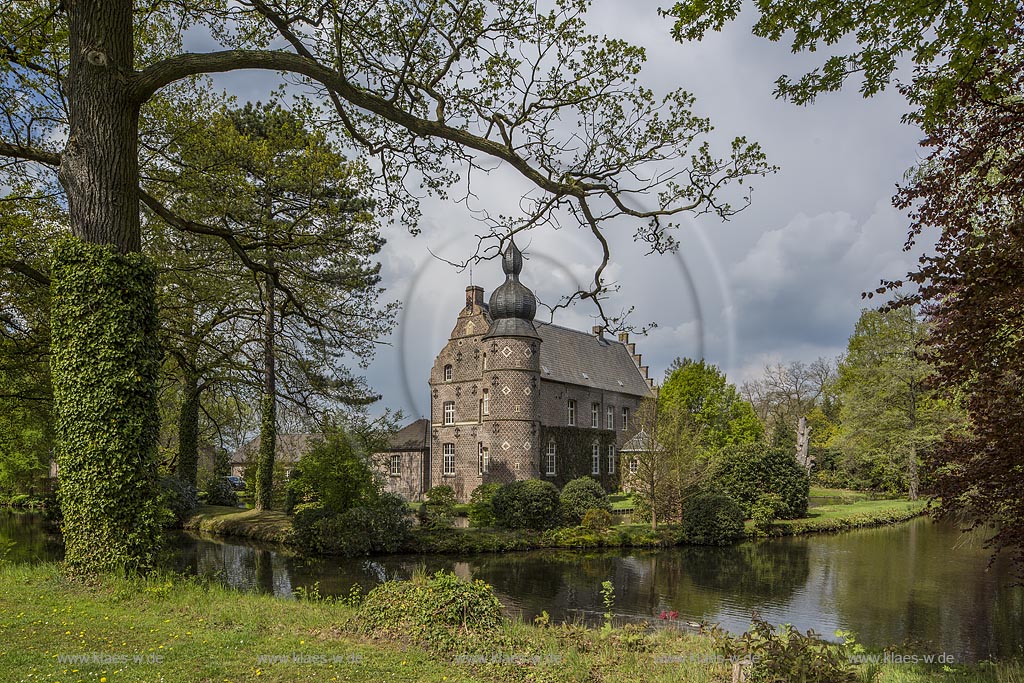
[292,495,412,556]
[581,507,614,531]
[559,477,610,525]
[422,485,457,529]
[286,430,377,514]
[356,571,505,652]
[710,443,810,518]
[751,493,786,534]
[467,483,502,527]
[681,491,744,545]
[202,477,239,507]
[492,479,561,530]
[158,476,199,527]
[709,616,858,683]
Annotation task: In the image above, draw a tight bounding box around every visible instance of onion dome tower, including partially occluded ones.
[483,240,540,340]
[481,240,542,482]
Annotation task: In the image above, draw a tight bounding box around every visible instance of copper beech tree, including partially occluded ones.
[0,0,772,572]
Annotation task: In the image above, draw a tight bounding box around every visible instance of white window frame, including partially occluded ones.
[443,364,453,382]
[567,399,576,426]
[390,453,401,476]
[592,403,600,428]
[629,458,639,474]
[443,400,455,425]
[607,445,616,473]
[443,443,456,476]
[482,390,489,415]
[606,406,614,430]
[622,406,630,431]
[592,443,600,475]
[478,443,489,475]
[546,441,557,476]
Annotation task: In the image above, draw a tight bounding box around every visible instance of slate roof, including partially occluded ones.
[387,418,430,451]
[620,428,663,453]
[534,322,653,397]
[231,433,323,465]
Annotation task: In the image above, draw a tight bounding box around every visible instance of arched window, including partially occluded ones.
[546,441,557,476]
[443,364,453,381]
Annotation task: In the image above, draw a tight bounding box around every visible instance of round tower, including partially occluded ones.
[481,241,542,483]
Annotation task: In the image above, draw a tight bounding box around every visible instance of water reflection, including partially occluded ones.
[2,511,1021,662]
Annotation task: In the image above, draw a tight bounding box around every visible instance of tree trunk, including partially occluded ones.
[175,371,201,489]
[50,0,162,573]
[908,443,919,501]
[254,265,277,511]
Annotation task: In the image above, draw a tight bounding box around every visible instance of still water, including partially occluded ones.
[3,511,1021,662]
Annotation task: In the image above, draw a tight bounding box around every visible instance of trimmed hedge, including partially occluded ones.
[711,443,810,518]
[559,477,610,525]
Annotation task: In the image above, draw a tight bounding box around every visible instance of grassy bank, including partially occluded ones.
[751,499,929,537]
[183,505,293,544]
[0,563,1018,683]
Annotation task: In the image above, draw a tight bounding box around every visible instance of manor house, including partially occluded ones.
[383,241,655,502]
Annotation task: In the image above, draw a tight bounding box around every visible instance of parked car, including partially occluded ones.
[226,475,246,491]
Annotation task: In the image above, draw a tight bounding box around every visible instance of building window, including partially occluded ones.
[390,454,401,476]
[443,443,455,475]
[592,443,600,475]
[482,390,490,415]
[567,399,576,426]
[444,364,453,381]
[606,405,614,429]
[443,401,455,425]
[607,445,616,473]
[478,444,489,475]
[591,403,600,428]
[622,406,630,431]
[546,441,557,476]
[629,458,639,474]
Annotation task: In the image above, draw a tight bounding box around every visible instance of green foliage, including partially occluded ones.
[50,237,164,573]
[711,443,810,519]
[356,571,505,652]
[291,494,412,556]
[581,507,614,531]
[751,493,786,535]
[600,580,615,634]
[202,477,239,507]
[709,616,858,683]
[537,426,618,490]
[157,475,199,527]
[286,430,376,514]
[680,491,745,545]
[560,477,610,525]
[467,483,502,527]
[659,358,763,451]
[491,479,561,530]
[422,485,457,529]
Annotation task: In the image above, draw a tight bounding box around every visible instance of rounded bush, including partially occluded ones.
[203,477,239,507]
[681,492,745,545]
[158,476,199,527]
[467,483,502,527]
[581,507,614,531]
[292,495,412,556]
[559,477,610,525]
[491,479,560,530]
[357,571,504,652]
[711,443,810,518]
[751,493,786,534]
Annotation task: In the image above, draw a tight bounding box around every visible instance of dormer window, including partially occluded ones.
[444,364,453,382]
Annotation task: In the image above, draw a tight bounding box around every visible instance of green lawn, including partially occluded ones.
[608,493,636,512]
[0,563,1018,683]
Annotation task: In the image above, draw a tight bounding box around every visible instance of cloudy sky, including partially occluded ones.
[205,2,926,421]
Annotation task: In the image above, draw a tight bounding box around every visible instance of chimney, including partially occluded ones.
[466,285,484,310]
[618,332,629,344]
[592,325,604,339]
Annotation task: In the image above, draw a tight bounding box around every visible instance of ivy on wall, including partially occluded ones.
[50,237,163,573]
[537,426,619,491]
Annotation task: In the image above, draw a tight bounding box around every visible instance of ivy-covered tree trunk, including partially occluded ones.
[254,267,277,511]
[175,371,201,489]
[50,239,163,573]
[49,1,162,573]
